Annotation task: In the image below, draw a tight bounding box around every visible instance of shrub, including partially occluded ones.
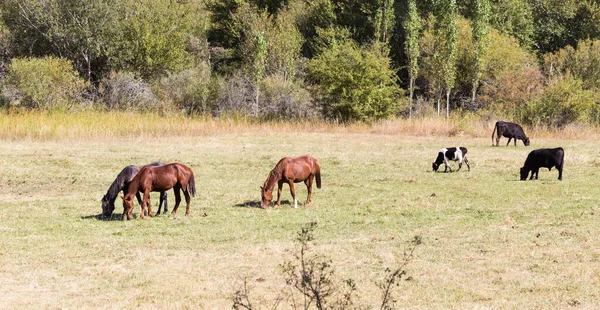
[520,75,597,128]
[100,72,158,111]
[1,57,89,110]
[260,74,316,120]
[157,63,218,115]
[544,39,600,91]
[307,41,403,122]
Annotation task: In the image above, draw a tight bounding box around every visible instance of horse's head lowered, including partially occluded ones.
[101,194,115,218]
[121,194,135,220]
[260,184,273,208]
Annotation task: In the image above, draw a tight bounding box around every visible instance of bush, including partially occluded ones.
[260,74,316,119]
[1,57,89,110]
[307,41,402,122]
[100,72,158,111]
[157,63,218,115]
[520,75,597,128]
[544,39,600,91]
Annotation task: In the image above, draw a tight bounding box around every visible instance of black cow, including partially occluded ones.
[520,147,564,181]
[492,121,530,146]
[432,147,470,172]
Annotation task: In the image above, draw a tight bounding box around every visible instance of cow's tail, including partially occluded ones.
[188,173,196,197]
[314,161,321,189]
[491,122,498,146]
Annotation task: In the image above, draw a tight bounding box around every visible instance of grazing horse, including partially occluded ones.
[101,162,168,218]
[261,155,321,209]
[122,163,196,220]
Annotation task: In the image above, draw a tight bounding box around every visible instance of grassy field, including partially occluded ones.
[0,114,599,308]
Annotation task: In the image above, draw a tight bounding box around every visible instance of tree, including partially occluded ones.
[111,0,193,80]
[307,41,402,122]
[435,0,457,118]
[0,0,121,82]
[403,0,422,118]
[488,0,534,49]
[471,0,490,101]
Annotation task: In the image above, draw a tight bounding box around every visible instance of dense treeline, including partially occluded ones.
[0,0,599,125]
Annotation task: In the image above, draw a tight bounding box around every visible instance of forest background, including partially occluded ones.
[0,0,599,127]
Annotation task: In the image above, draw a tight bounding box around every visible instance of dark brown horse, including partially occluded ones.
[260,155,321,209]
[122,163,196,220]
[101,162,168,218]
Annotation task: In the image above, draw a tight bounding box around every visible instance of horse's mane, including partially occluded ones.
[264,159,286,191]
[105,173,127,204]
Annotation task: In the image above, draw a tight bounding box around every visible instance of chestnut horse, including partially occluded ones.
[260,155,321,208]
[101,162,168,218]
[122,163,196,220]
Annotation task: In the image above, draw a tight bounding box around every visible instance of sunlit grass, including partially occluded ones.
[0,112,599,308]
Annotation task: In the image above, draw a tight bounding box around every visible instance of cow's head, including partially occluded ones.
[519,167,528,180]
[523,137,530,146]
[432,162,440,172]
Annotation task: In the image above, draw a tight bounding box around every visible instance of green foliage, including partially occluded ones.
[111,0,193,80]
[403,0,422,117]
[488,0,534,48]
[471,0,490,100]
[0,0,122,81]
[1,57,89,110]
[307,41,402,122]
[520,75,598,127]
[544,39,600,91]
[294,0,336,58]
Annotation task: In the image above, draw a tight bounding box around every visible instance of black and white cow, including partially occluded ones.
[491,121,530,146]
[520,147,564,181]
[432,147,470,173]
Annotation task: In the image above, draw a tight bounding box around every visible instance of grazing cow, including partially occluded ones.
[492,121,530,146]
[432,147,470,173]
[520,147,564,181]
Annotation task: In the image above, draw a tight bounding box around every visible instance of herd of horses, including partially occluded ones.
[101,121,560,220]
[101,155,321,220]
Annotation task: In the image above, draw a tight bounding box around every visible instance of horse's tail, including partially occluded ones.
[314,161,321,189]
[491,122,498,146]
[188,172,196,197]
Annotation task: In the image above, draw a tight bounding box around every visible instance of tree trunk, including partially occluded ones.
[409,78,414,119]
[446,89,450,119]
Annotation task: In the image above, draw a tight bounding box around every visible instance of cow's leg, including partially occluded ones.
[534,168,540,180]
[464,156,471,171]
[444,158,452,172]
[506,137,512,146]
[514,138,517,146]
[557,165,563,180]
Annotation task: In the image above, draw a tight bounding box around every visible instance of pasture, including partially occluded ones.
[0,116,599,308]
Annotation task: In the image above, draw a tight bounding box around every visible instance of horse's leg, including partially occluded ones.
[144,191,153,217]
[305,176,314,206]
[183,187,191,216]
[157,191,168,215]
[289,181,297,209]
[276,181,283,208]
[171,185,182,215]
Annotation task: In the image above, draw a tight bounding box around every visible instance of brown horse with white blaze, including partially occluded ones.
[122,163,196,220]
[261,155,321,209]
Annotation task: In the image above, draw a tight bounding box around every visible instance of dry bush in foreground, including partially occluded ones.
[232,222,421,309]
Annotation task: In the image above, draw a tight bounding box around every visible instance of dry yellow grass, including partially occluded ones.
[1,112,600,308]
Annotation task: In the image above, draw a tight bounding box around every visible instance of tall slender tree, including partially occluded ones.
[403,0,422,118]
[471,0,490,101]
[435,0,457,118]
